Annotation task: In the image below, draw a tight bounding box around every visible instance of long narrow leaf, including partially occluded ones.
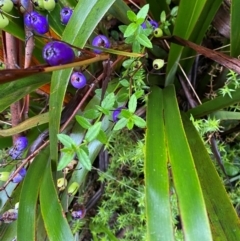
[17,148,50,241]
[163,85,212,241]
[40,161,74,241]
[188,89,240,118]
[182,113,240,240]
[145,86,174,241]
[166,0,222,85]
[231,0,240,57]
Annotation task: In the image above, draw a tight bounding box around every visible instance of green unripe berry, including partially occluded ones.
[0,171,10,181]
[0,15,9,29]
[152,59,164,70]
[153,28,163,38]
[57,177,67,191]
[68,182,79,196]
[32,0,44,10]
[0,0,13,13]
[43,0,55,11]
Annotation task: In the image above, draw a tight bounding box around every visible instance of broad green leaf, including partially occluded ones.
[136,4,149,19]
[126,118,134,130]
[124,22,138,37]
[145,86,174,241]
[231,0,240,57]
[57,134,76,148]
[85,122,102,142]
[40,162,74,241]
[128,94,137,113]
[83,109,100,119]
[96,129,108,144]
[136,33,152,48]
[57,152,75,171]
[101,93,115,110]
[127,10,137,22]
[49,0,116,166]
[113,118,128,130]
[75,115,92,129]
[182,113,240,240]
[132,115,146,128]
[17,147,49,241]
[76,147,91,170]
[163,85,212,241]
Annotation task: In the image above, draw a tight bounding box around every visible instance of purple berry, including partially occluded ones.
[71,204,86,219]
[12,168,27,183]
[8,148,23,159]
[112,107,123,122]
[60,7,73,25]
[24,11,49,34]
[14,136,28,151]
[92,35,110,54]
[18,167,27,177]
[141,20,158,29]
[42,41,75,66]
[70,72,86,89]
[12,173,23,183]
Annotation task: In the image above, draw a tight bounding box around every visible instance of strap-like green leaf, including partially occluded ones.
[163,85,212,241]
[145,86,174,241]
[0,73,50,112]
[231,0,240,57]
[182,113,240,240]
[17,147,50,241]
[40,161,74,241]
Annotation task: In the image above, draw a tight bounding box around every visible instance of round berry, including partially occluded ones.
[0,0,13,12]
[141,20,159,29]
[154,28,163,38]
[92,35,110,54]
[42,41,75,66]
[0,172,10,181]
[60,7,73,25]
[112,107,123,122]
[24,11,49,34]
[42,0,56,11]
[68,182,79,196]
[152,59,164,70]
[71,204,86,219]
[14,136,28,151]
[18,167,27,177]
[32,0,44,10]
[57,177,67,191]
[70,72,86,89]
[8,148,22,159]
[0,14,9,29]
[12,173,23,183]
